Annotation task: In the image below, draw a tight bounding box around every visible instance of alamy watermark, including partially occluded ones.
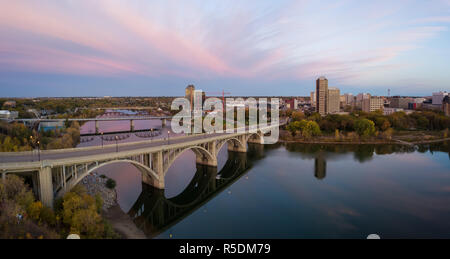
[171,90,280,144]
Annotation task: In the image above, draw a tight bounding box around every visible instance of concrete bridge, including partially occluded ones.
[9,116,171,133]
[0,124,279,208]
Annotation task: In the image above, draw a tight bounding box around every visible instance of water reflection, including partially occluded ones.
[106,141,450,238]
[126,144,265,238]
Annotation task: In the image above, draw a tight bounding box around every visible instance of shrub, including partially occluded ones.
[106,179,116,189]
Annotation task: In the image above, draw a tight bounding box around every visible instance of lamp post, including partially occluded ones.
[29,136,33,161]
[167,130,170,145]
[115,135,119,153]
[101,132,104,148]
[37,140,40,161]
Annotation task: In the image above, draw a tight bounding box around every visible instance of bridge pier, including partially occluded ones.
[38,167,54,208]
[247,133,264,144]
[196,141,218,167]
[95,120,99,134]
[130,120,135,132]
[162,119,167,128]
[143,151,165,189]
[228,135,247,153]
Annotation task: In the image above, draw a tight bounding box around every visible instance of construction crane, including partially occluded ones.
[206,90,231,110]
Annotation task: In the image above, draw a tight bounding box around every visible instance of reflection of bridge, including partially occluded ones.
[0,124,280,208]
[128,145,265,238]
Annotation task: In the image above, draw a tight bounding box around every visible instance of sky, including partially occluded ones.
[1,0,450,97]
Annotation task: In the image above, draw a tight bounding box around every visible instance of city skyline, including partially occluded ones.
[1,0,450,97]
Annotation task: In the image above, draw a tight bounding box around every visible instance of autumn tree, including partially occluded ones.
[354,119,376,137]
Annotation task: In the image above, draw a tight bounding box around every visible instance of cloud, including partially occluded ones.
[0,0,449,94]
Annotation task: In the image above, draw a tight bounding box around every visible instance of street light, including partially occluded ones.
[167,130,170,144]
[115,135,119,152]
[29,136,33,161]
[37,140,40,161]
[101,132,104,148]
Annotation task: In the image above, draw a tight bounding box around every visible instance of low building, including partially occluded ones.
[408,102,422,110]
[285,99,295,110]
[389,97,413,109]
[2,101,16,108]
[421,103,442,111]
[383,107,413,115]
[0,110,19,119]
[39,121,65,131]
[432,91,448,105]
[362,97,384,113]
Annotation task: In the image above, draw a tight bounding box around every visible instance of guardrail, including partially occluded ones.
[0,122,284,158]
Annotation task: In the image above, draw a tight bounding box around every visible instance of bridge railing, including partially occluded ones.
[0,121,284,157]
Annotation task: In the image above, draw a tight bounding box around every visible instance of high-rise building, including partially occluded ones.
[344,93,354,105]
[310,91,316,108]
[443,96,450,117]
[185,84,195,105]
[362,97,384,113]
[327,87,340,114]
[316,77,328,115]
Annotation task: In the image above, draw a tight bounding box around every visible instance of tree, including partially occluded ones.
[0,175,58,239]
[291,111,305,122]
[302,121,321,139]
[354,119,376,137]
[60,187,105,239]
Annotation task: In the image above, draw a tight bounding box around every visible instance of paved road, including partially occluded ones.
[0,119,286,165]
[0,132,226,164]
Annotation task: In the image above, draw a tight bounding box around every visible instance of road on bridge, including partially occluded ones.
[0,132,226,164]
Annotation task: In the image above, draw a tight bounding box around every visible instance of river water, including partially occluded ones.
[78,115,450,239]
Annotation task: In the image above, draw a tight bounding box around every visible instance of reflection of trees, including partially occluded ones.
[353,145,374,163]
[284,141,450,164]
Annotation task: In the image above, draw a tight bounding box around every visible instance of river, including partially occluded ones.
[78,114,450,238]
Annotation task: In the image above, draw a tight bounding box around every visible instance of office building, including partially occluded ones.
[432,92,448,105]
[389,97,413,109]
[327,87,340,114]
[185,84,195,106]
[362,97,384,113]
[316,77,328,115]
[310,91,316,108]
[443,96,450,116]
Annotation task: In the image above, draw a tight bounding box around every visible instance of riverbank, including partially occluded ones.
[279,136,450,145]
[80,173,146,239]
[103,205,147,239]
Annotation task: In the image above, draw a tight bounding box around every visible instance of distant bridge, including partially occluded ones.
[8,116,171,133]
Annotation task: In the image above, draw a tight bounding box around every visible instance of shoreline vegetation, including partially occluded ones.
[279,137,450,145]
[281,109,450,146]
[79,173,146,239]
[0,174,120,239]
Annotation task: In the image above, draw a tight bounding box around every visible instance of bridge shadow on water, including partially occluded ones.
[127,143,266,238]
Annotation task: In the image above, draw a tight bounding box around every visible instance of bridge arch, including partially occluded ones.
[163,145,216,175]
[216,137,246,156]
[56,159,159,198]
[246,131,264,144]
